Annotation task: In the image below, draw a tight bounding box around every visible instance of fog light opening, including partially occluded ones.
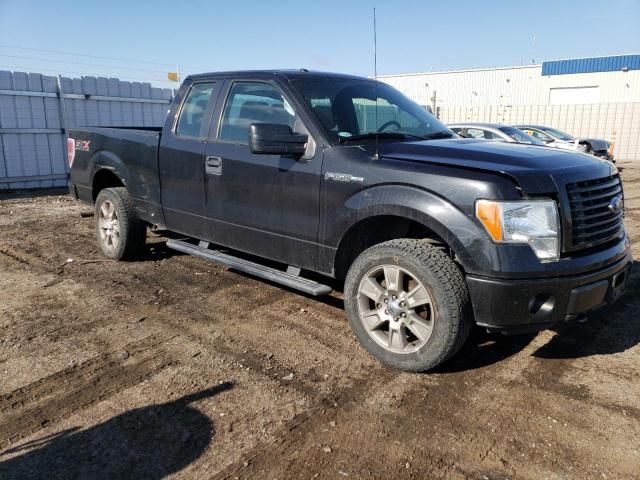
[528,294,556,319]
[613,272,626,288]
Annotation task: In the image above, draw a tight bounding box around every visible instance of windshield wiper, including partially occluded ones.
[421,130,455,140]
[338,132,425,143]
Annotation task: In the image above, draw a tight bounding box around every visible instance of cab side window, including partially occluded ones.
[219,82,296,143]
[351,98,422,134]
[175,83,217,138]
[465,128,504,141]
[482,130,505,141]
[526,129,550,142]
[466,128,485,139]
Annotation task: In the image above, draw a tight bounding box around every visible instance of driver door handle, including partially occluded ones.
[205,156,222,175]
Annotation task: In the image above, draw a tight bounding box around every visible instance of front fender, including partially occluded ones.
[324,184,497,274]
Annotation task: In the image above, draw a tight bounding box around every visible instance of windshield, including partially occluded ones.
[291,78,453,144]
[540,127,575,141]
[498,126,545,145]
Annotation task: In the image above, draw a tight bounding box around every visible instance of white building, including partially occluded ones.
[378,54,640,108]
[377,55,640,161]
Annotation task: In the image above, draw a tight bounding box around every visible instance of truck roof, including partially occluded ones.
[514,124,547,129]
[448,122,511,129]
[186,69,370,82]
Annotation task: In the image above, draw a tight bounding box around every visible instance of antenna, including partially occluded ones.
[531,35,536,64]
[373,7,378,78]
[372,7,380,160]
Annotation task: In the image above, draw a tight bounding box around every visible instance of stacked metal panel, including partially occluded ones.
[0,70,173,189]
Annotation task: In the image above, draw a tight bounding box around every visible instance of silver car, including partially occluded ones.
[516,125,614,162]
[448,123,545,145]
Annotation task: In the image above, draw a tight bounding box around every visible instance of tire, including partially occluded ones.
[344,239,472,372]
[95,187,146,260]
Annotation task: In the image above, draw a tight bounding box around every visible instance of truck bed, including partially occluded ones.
[68,126,163,225]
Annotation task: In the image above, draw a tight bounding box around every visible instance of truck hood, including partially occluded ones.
[376,138,617,194]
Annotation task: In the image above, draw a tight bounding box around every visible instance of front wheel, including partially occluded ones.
[95,187,146,260]
[344,239,472,372]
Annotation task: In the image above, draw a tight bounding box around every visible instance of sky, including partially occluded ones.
[0,0,639,89]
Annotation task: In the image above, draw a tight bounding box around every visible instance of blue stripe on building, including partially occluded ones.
[541,54,640,76]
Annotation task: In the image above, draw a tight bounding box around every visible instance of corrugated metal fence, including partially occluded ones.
[439,102,640,161]
[0,70,172,189]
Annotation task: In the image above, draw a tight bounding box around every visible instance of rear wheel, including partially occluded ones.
[95,187,146,260]
[344,239,471,371]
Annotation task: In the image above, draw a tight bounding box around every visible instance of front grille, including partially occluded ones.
[567,174,624,249]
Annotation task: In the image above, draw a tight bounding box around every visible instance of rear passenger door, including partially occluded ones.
[202,80,322,270]
[159,81,219,239]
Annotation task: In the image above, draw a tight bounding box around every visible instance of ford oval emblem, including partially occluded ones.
[608,195,624,214]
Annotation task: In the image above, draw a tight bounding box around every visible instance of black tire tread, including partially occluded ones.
[345,238,472,371]
[95,187,146,260]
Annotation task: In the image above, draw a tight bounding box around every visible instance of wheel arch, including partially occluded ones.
[333,214,454,280]
[329,185,488,280]
[92,168,125,201]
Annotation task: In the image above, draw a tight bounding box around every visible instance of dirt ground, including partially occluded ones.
[0,163,639,480]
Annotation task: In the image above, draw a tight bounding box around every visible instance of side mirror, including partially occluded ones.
[249,123,308,156]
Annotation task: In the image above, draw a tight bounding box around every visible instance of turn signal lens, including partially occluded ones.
[67,138,76,167]
[476,200,502,241]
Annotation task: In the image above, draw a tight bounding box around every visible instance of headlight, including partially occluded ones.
[475,199,560,261]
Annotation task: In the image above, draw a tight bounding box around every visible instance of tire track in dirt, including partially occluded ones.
[30,235,533,478]
[0,334,178,449]
[2,178,639,477]
[211,365,501,480]
[2,237,329,400]
[123,303,333,400]
[0,240,68,274]
[0,243,40,268]
[210,368,398,480]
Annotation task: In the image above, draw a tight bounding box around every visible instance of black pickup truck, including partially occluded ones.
[68,70,632,371]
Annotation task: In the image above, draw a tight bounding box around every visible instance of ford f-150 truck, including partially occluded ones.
[68,70,632,371]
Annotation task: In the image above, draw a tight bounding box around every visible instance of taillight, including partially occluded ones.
[67,138,76,167]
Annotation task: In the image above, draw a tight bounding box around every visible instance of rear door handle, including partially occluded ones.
[205,156,222,175]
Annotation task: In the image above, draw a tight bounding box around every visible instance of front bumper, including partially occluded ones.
[466,252,633,333]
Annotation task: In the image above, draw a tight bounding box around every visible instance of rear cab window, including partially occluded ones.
[175,82,217,138]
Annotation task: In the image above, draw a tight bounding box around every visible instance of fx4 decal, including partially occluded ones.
[75,140,91,152]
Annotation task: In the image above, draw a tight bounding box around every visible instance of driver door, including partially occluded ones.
[202,80,323,270]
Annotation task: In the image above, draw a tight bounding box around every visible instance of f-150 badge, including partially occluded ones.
[325,172,364,183]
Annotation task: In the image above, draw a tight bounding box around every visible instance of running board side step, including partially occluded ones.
[166,239,332,296]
